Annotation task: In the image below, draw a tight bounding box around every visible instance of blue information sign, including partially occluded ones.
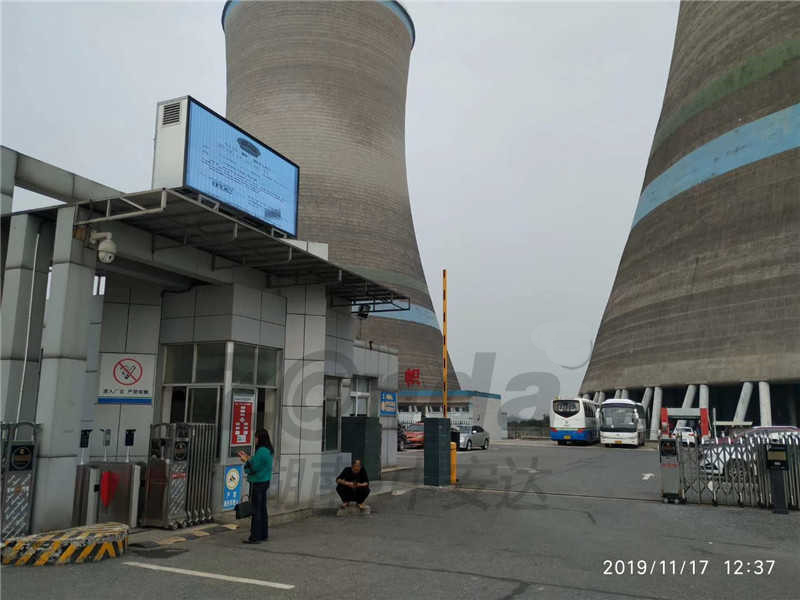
[380,392,398,416]
[223,464,244,510]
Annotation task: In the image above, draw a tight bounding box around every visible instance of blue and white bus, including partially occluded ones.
[550,397,599,444]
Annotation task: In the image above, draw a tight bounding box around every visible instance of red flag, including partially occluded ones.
[100,470,119,508]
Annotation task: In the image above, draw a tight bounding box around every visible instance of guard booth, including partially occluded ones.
[2,122,409,532]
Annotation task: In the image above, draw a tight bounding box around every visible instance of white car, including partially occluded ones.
[673,426,697,446]
[700,426,800,478]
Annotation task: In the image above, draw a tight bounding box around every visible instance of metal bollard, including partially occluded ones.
[450,442,457,484]
[102,429,111,462]
[124,429,135,463]
[79,429,92,465]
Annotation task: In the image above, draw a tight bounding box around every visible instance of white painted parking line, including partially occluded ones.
[124,562,294,590]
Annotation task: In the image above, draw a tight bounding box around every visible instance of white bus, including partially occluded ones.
[599,399,647,447]
[550,397,599,444]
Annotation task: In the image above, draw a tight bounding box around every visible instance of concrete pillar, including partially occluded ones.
[641,387,653,413]
[677,384,697,429]
[682,384,697,409]
[759,381,772,426]
[733,382,753,424]
[598,391,606,403]
[614,389,621,399]
[621,389,630,399]
[278,284,331,506]
[649,387,663,441]
[699,384,709,410]
[32,206,97,531]
[592,392,599,403]
[1,214,54,422]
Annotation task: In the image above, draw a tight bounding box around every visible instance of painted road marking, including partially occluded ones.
[642,473,655,480]
[124,562,295,590]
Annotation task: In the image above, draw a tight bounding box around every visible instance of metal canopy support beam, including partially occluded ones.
[67,186,409,311]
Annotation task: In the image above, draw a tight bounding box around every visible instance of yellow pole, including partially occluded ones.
[442,268,448,418]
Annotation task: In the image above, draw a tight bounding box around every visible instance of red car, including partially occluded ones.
[404,424,425,448]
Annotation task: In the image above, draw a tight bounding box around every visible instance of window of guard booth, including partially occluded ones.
[195,342,226,382]
[257,348,278,387]
[189,388,219,423]
[323,377,341,451]
[349,376,371,416]
[233,343,256,384]
[164,344,193,384]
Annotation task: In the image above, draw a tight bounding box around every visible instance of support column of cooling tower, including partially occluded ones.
[733,382,753,425]
[677,384,697,429]
[759,381,772,426]
[649,387,663,441]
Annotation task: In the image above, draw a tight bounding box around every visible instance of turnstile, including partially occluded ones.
[1,422,40,538]
[72,429,144,528]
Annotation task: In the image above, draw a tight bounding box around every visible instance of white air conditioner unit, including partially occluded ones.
[151,96,189,189]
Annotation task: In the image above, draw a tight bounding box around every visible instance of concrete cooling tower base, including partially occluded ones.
[580,1,800,433]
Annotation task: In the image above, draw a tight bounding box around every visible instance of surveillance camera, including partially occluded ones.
[357,304,371,319]
[90,232,117,264]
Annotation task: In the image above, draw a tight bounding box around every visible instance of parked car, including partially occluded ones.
[457,425,489,450]
[673,426,697,446]
[404,424,425,448]
[700,426,800,478]
[733,426,800,442]
[397,426,408,452]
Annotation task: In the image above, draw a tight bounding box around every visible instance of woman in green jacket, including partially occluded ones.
[238,429,274,543]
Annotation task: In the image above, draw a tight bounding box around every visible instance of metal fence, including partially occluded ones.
[676,434,800,509]
[143,422,216,529]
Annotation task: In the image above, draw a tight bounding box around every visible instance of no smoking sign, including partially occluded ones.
[112,358,143,386]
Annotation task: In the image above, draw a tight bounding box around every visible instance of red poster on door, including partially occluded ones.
[231,398,254,446]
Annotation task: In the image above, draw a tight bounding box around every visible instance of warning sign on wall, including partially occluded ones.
[230,392,255,447]
[98,353,155,404]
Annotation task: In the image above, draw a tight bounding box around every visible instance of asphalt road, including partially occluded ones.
[4,441,798,600]
[389,439,663,501]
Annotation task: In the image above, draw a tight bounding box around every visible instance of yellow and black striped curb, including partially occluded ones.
[128,523,239,549]
[2,522,128,566]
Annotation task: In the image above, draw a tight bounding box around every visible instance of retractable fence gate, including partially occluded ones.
[185,423,215,525]
[1,422,40,538]
[142,423,216,529]
[675,434,800,509]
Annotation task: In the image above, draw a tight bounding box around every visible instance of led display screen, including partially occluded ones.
[184,99,299,236]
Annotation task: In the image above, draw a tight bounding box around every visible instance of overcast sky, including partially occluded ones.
[2,1,679,416]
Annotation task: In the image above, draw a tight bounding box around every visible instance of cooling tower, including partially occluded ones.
[581,2,800,402]
[222,1,458,390]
